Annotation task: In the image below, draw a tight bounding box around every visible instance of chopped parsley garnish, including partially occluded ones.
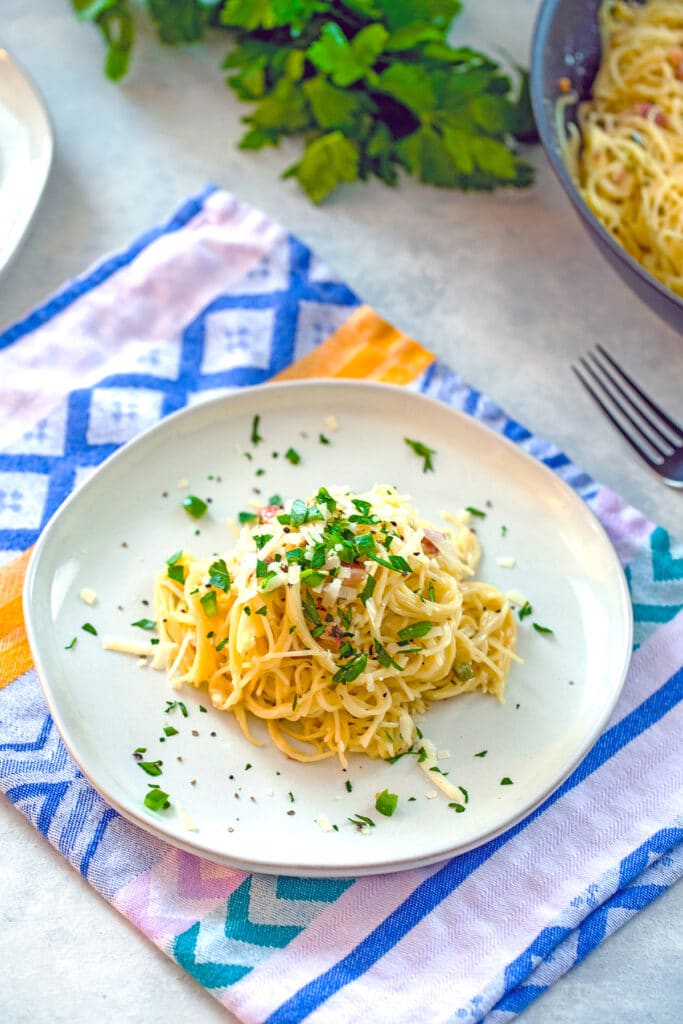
[533,622,554,635]
[359,574,376,606]
[167,561,185,584]
[465,506,486,518]
[255,606,268,616]
[144,786,170,811]
[455,662,474,682]
[250,414,263,446]
[300,569,326,587]
[348,814,375,829]
[315,486,336,512]
[166,549,183,565]
[208,558,231,592]
[200,591,218,616]
[302,591,321,627]
[338,606,352,630]
[260,570,278,589]
[332,652,367,684]
[404,437,436,473]
[375,641,402,672]
[238,510,258,524]
[474,750,488,758]
[388,555,411,574]
[268,493,283,506]
[375,789,398,817]
[131,618,156,630]
[345,780,353,793]
[355,532,376,556]
[319,433,330,445]
[163,725,179,737]
[254,533,273,550]
[397,621,433,641]
[82,622,98,636]
[256,559,269,578]
[427,582,435,603]
[290,498,308,524]
[182,494,208,519]
[165,700,188,717]
[351,498,372,515]
[64,637,77,650]
[501,525,508,537]
[500,777,514,785]
[285,447,301,465]
[138,759,163,777]
[449,802,466,813]
[518,600,533,620]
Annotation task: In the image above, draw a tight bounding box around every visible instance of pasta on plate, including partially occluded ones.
[155,485,516,765]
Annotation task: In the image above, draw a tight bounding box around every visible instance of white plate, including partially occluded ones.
[0,49,53,279]
[24,381,632,877]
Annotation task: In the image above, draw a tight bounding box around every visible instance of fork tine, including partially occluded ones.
[595,344,683,443]
[582,353,674,457]
[572,362,660,469]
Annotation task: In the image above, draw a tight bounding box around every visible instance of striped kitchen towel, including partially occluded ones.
[0,186,681,1023]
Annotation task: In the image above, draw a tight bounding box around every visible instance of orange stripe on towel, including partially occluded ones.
[0,548,34,689]
[275,306,433,385]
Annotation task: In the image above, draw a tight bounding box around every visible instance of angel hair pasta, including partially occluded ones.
[154,485,516,765]
[562,0,683,296]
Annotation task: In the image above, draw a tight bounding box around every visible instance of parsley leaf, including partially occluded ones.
[404,437,436,473]
[208,558,231,592]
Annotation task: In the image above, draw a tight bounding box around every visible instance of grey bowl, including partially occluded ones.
[530,0,683,334]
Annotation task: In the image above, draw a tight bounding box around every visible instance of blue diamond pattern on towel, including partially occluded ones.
[0,472,50,530]
[238,248,291,295]
[3,403,69,457]
[292,300,360,362]
[131,339,183,380]
[200,306,277,374]
[86,387,165,446]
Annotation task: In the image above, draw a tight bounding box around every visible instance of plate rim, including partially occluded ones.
[23,379,634,876]
[0,47,54,280]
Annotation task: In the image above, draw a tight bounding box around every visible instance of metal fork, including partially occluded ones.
[572,345,683,488]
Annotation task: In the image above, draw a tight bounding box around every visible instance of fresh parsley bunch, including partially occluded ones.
[72,0,537,202]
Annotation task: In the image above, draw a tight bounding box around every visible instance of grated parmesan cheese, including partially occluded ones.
[102,636,153,657]
[80,588,97,606]
[315,814,334,833]
[177,803,199,832]
[496,556,517,569]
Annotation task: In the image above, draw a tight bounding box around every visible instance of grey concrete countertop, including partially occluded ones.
[1,1,681,1022]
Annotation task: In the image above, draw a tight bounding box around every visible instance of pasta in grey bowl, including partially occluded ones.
[530,0,683,334]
